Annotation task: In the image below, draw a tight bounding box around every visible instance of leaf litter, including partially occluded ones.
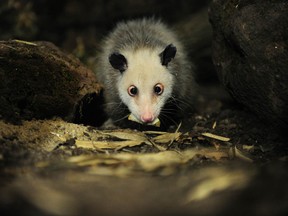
[29,119,235,177]
[0,118,256,178]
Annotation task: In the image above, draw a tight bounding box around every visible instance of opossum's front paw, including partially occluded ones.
[100,118,118,129]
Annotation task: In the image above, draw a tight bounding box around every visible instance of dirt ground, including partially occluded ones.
[1,82,288,216]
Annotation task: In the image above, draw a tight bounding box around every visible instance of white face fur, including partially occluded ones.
[117,48,174,123]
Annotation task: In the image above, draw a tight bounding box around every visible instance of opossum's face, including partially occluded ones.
[109,44,176,124]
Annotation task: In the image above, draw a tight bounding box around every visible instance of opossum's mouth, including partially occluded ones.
[128,114,161,127]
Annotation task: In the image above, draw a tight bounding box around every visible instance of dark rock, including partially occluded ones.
[0,40,102,124]
[209,0,288,127]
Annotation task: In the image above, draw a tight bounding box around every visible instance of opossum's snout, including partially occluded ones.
[128,112,160,127]
[138,105,157,124]
[132,105,159,125]
[140,112,155,123]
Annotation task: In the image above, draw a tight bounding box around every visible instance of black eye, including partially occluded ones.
[128,85,138,96]
[154,83,164,95]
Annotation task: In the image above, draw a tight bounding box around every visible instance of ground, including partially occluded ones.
[1,82,287,216]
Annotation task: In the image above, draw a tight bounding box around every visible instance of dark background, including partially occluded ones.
[0,0,215,83]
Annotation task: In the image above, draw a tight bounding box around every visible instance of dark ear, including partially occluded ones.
[109,52,127,73]
[159,44,177,66]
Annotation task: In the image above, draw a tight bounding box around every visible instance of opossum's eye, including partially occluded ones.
[154,83,164,95]
[128,85,138,96]
[109,52,127,73]
[159,44,177,66]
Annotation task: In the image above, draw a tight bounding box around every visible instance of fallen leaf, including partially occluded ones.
[242,144,255,152]
[13,39,37,46]
[199,149,228,160]
[234,146,253,163]
[100,130,150,143]
[74,129,156,150]
[184,168,253,203]
[212,121,217,129]
[152,132,182,144]
[201,132,230,142]
[53,150,200,176]
[144,131,167,135]
[75,140,146,150]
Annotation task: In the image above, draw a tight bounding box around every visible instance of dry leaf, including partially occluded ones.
[201,132,230,142]
[234,146,253,163]
[185,168,252,203]
[75,140,146,150]
[100,130,150,143]
[136,151,183,172]
[144,131,167,135]
[74,130,154,150]
[212,121,217,129]
[152,132,182,144]
[242,144,255,152]
[199,149,228,160]
[58,150,200,176]
[13,39,37,46]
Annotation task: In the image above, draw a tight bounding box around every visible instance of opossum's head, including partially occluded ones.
[109,44,176,124]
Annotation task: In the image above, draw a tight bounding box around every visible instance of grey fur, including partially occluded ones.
[96,18,196,127]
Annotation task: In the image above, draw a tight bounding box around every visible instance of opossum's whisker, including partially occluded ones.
[161,112,176,118]
[109,106,127,112]
[103,102,122,105]
[169,98,191,111]
[159,112,179,127]
[160,107,176,116]
[113,114,130,123]
[170,96,192,107]
[107,102,127,114]
[102,102,124,108]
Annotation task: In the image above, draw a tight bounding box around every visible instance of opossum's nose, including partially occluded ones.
[141,113,155,123]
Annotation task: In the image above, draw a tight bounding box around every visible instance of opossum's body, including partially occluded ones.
[96,18,196,128]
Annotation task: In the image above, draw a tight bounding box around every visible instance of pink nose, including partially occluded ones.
[141,113,154,123]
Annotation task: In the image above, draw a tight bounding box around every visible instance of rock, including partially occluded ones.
[209,0,288,127]
[0,40,102,124]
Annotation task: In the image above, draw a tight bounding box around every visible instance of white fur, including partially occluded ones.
[117,48,174,122]
[96,18,196,127]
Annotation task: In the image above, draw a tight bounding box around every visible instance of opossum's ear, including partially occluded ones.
[109,52,127,73]
[160,44,177,66]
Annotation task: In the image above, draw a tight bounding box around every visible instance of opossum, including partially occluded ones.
[96,18,196,128]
